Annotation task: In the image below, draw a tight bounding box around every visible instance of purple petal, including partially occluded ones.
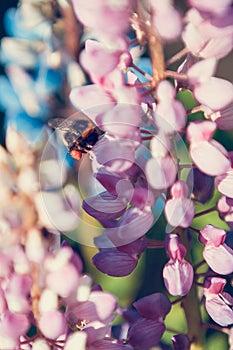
[83,192,127,222]
[128,318,165,350]
[187,168,214,204]
[106,207,154,246]
[72,291,117,322]
[90,339,134,350]
[133,293,171,320]
[92,249,138,277]
[118,236,147,255]
[172,334,191,350]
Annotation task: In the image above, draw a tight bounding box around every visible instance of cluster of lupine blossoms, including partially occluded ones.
[0,0,233,349]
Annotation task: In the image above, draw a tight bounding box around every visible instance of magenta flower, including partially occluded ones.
[204,277,233,326]
[165,181,195,228]
[163,234,194,296]
[199,224,233,274]
[187,120,230,176]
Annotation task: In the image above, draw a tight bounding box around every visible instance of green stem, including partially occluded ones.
[180,229,205,350]
[194,206,217,218]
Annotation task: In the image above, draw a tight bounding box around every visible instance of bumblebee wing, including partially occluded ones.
[48,118,80,135]
[48,114,96,135]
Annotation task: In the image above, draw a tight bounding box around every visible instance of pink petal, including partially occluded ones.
[190,141,230,176]
[203,244,233,274]
[216,169,233,198]
[182,23,206,55]
[97,104,142,134]
[72,292,117,322]
[94,138,137,173]
[156,99,186,133]
[187,58,217,84]
[153,9,182,41]
[35,185,80,232]
[204,277,226,295]
[205,295,233,326]
[70,85,114,121]
[171,181,189,199]
[80,40,121,81]
[64,332,87,350]
[88,292,117,320]
[46,263,79,297]
[194,77,233,111]
[199,224,226,246]
[0,311,29,339]
[163,260,194,296]
[165,198,194,228]
[39,310,66,340]
[146,156,177,190]
[199,35,233,59]
[186,120,216,143]
[188,0,232,15]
